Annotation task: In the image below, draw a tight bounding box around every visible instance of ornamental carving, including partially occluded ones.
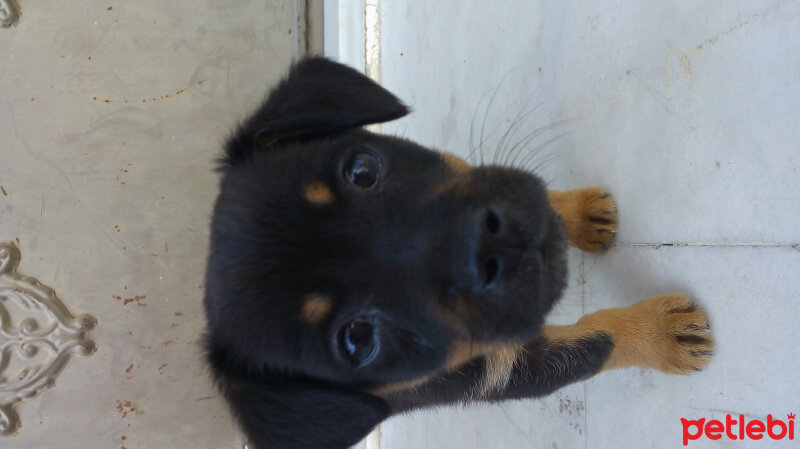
[0,242,96,435]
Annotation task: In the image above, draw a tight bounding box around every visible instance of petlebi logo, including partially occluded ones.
[681,412,795,445]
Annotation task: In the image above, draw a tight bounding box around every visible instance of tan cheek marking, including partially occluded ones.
[440,152,471,173]
[304,181,335,205]
[444,339,482,371]
[300,295,333,325]
[370,340,523,398]
[370,340,487,397]
[370,375,435,396]
[425,297,473,338]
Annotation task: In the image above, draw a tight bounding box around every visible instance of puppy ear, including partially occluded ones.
[217,374,389,449]
[224,57,409,165]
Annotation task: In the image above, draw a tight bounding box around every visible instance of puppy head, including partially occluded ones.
[204,57,567,447]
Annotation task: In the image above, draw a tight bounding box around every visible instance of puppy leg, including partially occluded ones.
[487,294,713,402]
[541,293,713,374]
[384,294,713,411]
[548,188,617,252]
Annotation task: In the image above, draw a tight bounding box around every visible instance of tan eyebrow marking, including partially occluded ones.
[300,295,333,324]
[304,181,335,205]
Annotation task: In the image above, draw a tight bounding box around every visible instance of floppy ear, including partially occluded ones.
[217,374,389,449]
[224,56,410,165]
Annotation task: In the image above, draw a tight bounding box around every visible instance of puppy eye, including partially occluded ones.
[344,151,381,189]
[339,319,377,367]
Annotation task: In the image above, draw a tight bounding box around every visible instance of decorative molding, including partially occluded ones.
[0,0,20,28]
[0,242,96,435]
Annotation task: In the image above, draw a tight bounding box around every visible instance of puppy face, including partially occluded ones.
[207,130,567,381]
[204,57,568,447]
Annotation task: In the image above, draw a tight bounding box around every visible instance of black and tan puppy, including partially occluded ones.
[203,57,714,449]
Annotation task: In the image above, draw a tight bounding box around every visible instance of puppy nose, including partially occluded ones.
[475,208,524,290]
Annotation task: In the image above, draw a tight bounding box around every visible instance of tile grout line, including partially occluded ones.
[613,242,800,250]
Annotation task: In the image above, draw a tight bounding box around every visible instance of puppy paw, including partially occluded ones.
[578,188,618,252]
[630,294,714,374]
[548,187,618,253]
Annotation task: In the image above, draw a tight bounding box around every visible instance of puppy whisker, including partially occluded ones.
[492,99,550,167]
[505,119,576,170]
[470,67,523,166]
[527,151,566,178]
[517,132,571,174]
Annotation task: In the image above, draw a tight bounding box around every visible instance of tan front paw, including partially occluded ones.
[629,294,714,374]
[548,187,618,253]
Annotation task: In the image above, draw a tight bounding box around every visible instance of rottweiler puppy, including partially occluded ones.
[203,57,714,449]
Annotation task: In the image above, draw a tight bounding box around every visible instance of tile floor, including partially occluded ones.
[327,1,800,448]
[0,1,304,447]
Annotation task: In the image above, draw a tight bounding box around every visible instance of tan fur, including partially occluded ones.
[304,181,335,205]
[547,188,618,252]
[426,297,474,338]
[444,339,488,371]
[480,346,522,394]
[369,376,435,396]
[369,340,482,396]
[440,152,471,173]
[543,294,714,374]
[442,342,524,395]
[371,341,522,397]
[300,295,333,325]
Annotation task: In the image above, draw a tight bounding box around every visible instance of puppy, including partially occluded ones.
[203,57,714,449]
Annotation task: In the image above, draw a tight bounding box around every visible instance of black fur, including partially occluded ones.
[385,332,614,413]
[208,345,389,449]
[204,57,612,449]
[222,57,409,166]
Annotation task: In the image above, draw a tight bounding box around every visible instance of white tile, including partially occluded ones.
[379,0,800,244]
[381,386,587,449]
